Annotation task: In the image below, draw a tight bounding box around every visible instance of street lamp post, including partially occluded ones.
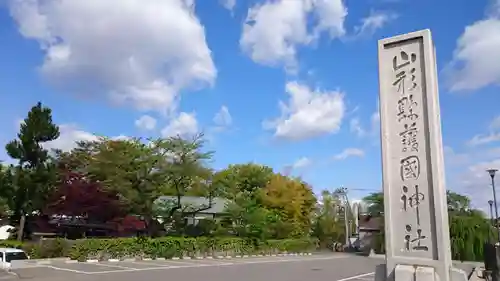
[490,200,495,225]
[490,200,495,243]
[487,169,500,243]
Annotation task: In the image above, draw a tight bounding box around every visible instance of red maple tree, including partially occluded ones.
[44,171,125,223]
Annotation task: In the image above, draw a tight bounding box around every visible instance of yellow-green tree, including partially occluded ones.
[260,174,316,237]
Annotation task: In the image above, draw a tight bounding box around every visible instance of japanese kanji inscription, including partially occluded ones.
[383,36,435,259]
[378,29,452,281]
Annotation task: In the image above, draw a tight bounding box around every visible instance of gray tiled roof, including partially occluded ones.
[155,196,231,214]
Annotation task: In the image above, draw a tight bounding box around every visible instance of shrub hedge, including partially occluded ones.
[0,237,317,261]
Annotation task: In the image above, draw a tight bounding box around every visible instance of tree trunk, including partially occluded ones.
[143,216,158,237]
[17,214,26,242]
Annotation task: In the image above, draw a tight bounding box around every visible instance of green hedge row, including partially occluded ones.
[0,237,317,261]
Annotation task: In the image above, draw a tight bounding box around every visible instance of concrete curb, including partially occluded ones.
[34,252,314,265]
[368,252,384,258]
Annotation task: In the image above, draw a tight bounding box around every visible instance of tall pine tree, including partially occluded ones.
[5,102,59,241]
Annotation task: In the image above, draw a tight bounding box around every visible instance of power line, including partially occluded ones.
[349,188,381,192]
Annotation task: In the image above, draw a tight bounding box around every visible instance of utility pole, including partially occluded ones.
[344,200,349,246]
[338,186,350,247]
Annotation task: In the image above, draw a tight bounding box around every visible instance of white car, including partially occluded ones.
[0,248,29,269]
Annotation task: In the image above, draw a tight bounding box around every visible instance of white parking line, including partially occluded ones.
[44,254,352,275]
[167,259,231,266]
[157,259,209,266]
[233,255,348,265]
[336,272,375,281]
[46,265,91,275]
[90,263,138,270]
[86,265,193,274]
[125,260,177,267]
[82,255,350,275]
[86,263,230,275]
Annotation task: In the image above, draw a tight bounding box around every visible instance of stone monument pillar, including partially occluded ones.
[375,29,468,281]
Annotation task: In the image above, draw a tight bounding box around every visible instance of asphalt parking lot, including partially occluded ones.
[10,254,381,281]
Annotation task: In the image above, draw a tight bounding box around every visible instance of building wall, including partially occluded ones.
[185,213,216,225]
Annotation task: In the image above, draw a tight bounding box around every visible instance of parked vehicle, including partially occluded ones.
[0,248,29,269]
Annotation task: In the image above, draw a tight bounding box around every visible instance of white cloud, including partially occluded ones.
[220,0,236,11]
[414,123,500,211]
[311,0,347,40]
[161,112,198,138]
[439,116,500,211]
[489,116,500,131]
[443,143,500,212]
[213,105,232,128]
[42,124,132,152]
[493,0,500,16]
[350,111,380,138]
[240,0,312,70]
[135,115,157,131]
[350,118,365,137]
[282,156,312,176]
[43,124,93,152]
[112,135,131,141]
[240,0,346,70]
[487,0,500,18]
[446,1,500,91]
[468,133,500,147]
[467,115,500,146]
[263,81,345,141]
[444,146,470,167]
[204,106,234,142]
[293,157,312,169]
[9,0,216,114]
[333,148,364,160]
[351,10,398,39]
[452,157,500,212]
[372,111,380,126]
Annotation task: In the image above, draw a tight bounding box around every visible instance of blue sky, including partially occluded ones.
[0,0,499,210]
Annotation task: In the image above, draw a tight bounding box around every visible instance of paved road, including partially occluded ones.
[10,254,381,281]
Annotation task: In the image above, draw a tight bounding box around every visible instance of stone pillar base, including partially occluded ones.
[374,264,469,281]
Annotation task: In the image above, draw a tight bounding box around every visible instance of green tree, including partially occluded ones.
[362,192,384,215]
[446,190,471,212]
[226,193,266,239]
[450,212,492,261]
[57,134,213,234]
[213,163,273,199]
[152,134,214,219]
[4,102,60,240]
[312,190,344,248]
[56,137,165,233]
[364,190,492,261]
[0,164,12,218]
[363,190,485,218]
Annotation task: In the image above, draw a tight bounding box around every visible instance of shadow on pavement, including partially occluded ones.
[0,270,18,280]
